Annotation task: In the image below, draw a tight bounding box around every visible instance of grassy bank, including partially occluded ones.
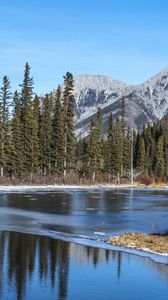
[108,233,168,254]
[0,179,167,188]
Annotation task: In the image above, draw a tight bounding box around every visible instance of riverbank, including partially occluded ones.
[108,233,168,255]
[0,184,134,193]
[0,183,168,192]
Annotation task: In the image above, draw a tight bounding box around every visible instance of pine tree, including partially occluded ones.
[120,97,126,177]
[20,63,34,114]
[0,76,12,177]
[40,94,52,176]
[88,109,103,182]
[123,128,131,175]
[143,124,155,176]
[105,113,114,178]
[121,99,132,177]
[62,72,76,177]
[20,63,35,177]
[4,130,16,178]
[96,107,103,129]
[31,95,40,176]
[112,118,124,181]
[162,118,168,177]
[77,138,90,175]
[137,136,147,175]
[52,85,64,176]
[155,135,165,177]
[12,90,23,177]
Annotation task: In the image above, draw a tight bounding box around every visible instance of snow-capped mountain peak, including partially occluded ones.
[74,68,168,137]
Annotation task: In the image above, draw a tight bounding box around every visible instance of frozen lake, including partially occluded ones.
[0,188,168,237]
[0,188,168,299]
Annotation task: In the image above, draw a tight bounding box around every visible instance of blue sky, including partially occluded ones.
[0,0,168,94]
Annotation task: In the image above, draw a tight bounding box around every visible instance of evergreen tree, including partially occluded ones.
[52,85,64,176]
[134,129,140,169]
[4,130,16,178]
[77,138,90,175]
[105,113,114,178]
[40,94,52,176]
[96,107,103,129]
[20,63,35,176]
[0,76,12,177]
[162,118,168,177]
[12,90,23,177]
[62,72,76,176]
[31,95,40,176]
[112,118,124,181]
[88,109,103,182]
[137,136,147,175]
[123,128,131,175]
[120,97,126,176]
[155,135,165,177]
[20,63,34,114]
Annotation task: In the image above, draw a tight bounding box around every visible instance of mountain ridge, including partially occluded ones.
[74,67,168,137]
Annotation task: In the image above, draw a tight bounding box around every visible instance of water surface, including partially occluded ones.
[0,189,168,299]
[0,189,168,237]
[0,231,168,300]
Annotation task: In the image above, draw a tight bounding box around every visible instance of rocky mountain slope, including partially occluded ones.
[74,68,168,137]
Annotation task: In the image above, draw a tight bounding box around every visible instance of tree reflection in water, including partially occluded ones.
[0,231,121,300]
[0,231,168,300]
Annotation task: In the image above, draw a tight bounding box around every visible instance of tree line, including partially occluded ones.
[0,63,75,181]
[0,63,167,183]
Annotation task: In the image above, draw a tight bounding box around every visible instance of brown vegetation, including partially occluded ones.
[108,233,168,254]
[0,173,167,187]
[0,172,133,186]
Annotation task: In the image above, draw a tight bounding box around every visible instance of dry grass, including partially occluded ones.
[0,174,135,186]
[0,175,167,188]
[108,233,168,254]
[135,183,168,188]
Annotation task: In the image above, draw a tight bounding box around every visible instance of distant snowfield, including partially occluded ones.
[0,184,168,192]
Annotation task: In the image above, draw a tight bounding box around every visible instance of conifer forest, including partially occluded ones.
[0,63,168,184]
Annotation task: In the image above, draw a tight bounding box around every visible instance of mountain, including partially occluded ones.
[74,68,168,137]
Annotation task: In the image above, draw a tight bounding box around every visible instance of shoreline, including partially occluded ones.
[0,184,167,192]
[0,185,167,263]
[108,233,168,256]
[0,227,168,265]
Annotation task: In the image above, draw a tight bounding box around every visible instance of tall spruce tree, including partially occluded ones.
[12,90,23,177]
[162,118,168,177]
[52,85,64,176]
[40,94,52,176]
[20,63,35,177]
[112,118,123,181]
[137,136,147,175]
[155,135,165,177]
[4,130,16,178]
[88,109,103,182]
[123,128,131,175]
[0,76,12,177]
[31,95,40,176]
[143,124,154,175]
[106,113,114,179]
[62,72,76,177]
[120,97,126,177]
[77,138,90,176]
